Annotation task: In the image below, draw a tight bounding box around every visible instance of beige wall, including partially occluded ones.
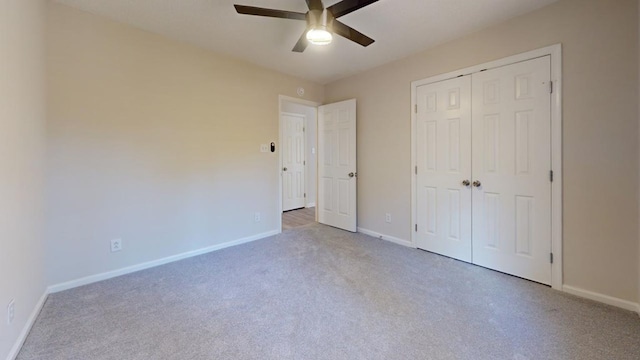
[325,0,639,302]
[46,3,324,285]
[0,0,47,358]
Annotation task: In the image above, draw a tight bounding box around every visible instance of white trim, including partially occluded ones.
[6,291,48,360]
[48,230,279,293]
[637,0,640,319]
[358,227,416,248]
[278,95,320,108]
[549,44,563,291]
[278,95,321,233]
[410,45,561,88]
[563,285,640,313]
[411,44,563,289]
[306,202,316,208]
[10,230,279,358]
[410,81,417,249]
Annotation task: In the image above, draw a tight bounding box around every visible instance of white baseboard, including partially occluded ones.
[357,227,415,248]
[6,290,48,360]
[356,230,639,315]
[563,285,640,313]
[306,202,315,208]
[48,230,279,294]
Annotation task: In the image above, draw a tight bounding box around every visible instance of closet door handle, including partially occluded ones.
[472,180,482,187]
[462,180,470,186]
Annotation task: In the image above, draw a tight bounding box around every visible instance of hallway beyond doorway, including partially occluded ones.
[283,207,315,230]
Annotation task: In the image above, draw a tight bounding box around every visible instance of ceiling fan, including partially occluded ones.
[234,0,378,52]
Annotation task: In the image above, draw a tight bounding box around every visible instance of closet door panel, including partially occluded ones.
[416,76,472,262]
[471,56,552,285]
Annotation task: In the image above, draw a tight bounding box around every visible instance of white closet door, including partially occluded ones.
[471,56,552,284]
[416,76,472,262]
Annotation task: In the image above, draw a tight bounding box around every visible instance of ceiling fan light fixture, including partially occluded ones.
[306,27,332,45]
[234,0,377,52]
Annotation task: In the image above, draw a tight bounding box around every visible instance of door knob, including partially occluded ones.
[283,167,287,171]
[462,180,470,186]
[472,180,481,187]
[348,172,355,178]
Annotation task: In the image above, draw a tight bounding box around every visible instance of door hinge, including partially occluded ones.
[304,193,306,198]
[303,126,305,132]
[549,81,553,94]
[414,104,417,113]
[550,252,554,264]
[415,166,418,175]
[303,160,306,165]
[415,224,418,232]
[549,170,554,182]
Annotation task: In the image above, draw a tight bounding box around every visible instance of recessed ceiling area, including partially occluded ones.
[53,0,559,84]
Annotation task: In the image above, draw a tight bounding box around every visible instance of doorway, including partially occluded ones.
[278,96,359,233]
[279,96,319,231]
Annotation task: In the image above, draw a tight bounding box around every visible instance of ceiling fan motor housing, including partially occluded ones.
[307,9,333,30]
[234,0,377,52]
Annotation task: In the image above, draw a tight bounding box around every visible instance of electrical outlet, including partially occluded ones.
[385,213,392,223]
[260,144,268,153]
[7,299,15,325]
[254,212,261,222]
[110,238,122,252]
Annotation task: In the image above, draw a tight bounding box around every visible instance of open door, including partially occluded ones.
[317,99,357,232]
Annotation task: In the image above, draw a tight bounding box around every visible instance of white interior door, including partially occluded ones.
[318,99,357,232]
[282,113,306,211]
[471,56,552,284]
[416,76,472,262]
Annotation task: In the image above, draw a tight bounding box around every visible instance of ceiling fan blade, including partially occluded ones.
[305,0,324,11]
[331,20,374,47]
[292,30,309,52]
[234,5,307,20]
[327,0,378,18]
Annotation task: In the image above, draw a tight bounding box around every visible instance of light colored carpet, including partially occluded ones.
[18,223,640,359]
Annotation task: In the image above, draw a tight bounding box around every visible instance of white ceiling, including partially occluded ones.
[53,0,558,84]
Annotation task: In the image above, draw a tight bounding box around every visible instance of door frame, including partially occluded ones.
[278,95,320,233]
[410,44,563,290]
